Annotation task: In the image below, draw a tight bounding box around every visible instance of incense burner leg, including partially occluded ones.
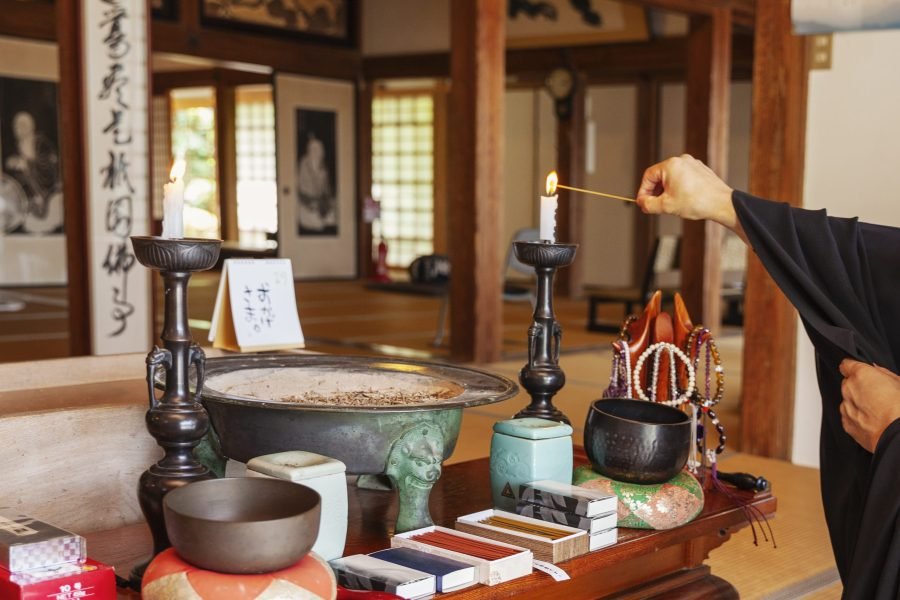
[357,474,394,491]
[386,424,444,533]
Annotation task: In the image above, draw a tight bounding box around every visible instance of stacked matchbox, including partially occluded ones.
[330,554,437,599]
[516,480,619,551]
[330,547,478,598]
[0,510,115,599]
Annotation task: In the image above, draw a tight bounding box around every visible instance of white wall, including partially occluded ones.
[657,82,752,237]
[362,0,449,55]
[792,29,900,467]
[581,85,637,287]
[502,89,557,279]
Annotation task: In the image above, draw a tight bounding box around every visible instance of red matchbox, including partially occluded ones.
[0,558,116,600]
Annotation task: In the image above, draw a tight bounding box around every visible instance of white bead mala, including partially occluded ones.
[632,342,696,406]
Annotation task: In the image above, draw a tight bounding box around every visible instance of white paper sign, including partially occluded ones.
[82,0,151,354]
[532,560,571,582]
[209,259,304,352]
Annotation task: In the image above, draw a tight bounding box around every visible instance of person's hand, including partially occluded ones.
[635,155,739,232]
[839,359,900,453]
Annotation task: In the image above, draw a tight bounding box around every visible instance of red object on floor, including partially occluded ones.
[0,558,116,600]
[371,239,391,283]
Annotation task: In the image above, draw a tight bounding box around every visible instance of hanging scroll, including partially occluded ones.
[82,0,151,354]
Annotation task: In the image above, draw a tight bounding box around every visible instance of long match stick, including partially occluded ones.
[556,183,635,203]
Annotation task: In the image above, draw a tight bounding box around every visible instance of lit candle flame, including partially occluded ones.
[545,171,558,196]
[169,158,186,182]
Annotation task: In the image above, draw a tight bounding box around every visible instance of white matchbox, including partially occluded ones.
[455,509,588,564]
[391,525,532,586]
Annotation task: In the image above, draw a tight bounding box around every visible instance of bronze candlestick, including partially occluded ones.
[129,236,222,584]
[513,240,578,425]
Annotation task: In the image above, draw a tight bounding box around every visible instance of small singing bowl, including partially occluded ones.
[163,477,321,574]
[584,398,691,485]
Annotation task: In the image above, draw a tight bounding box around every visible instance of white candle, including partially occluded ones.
[540,171,559,242]
[162,159,186,239]
[540,195,557,242]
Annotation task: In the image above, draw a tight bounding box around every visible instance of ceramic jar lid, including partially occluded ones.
[492,417,573,440]
[247,450,347,481]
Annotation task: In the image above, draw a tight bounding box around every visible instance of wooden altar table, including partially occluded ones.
[88,452,775,599]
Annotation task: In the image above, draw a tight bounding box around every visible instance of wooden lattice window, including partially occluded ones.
[371,90,437,268]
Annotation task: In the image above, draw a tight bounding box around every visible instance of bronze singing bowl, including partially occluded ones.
[196,354,518,473]
[163,477,321,574]
[584,398,691,484]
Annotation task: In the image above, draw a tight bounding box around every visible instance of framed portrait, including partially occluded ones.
[275,74,356,279]
[295,108,338,236]
[507,0,648,48]
[201,0,354,45]
[0,38,66,286]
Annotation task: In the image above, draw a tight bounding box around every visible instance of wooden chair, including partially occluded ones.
[584,235,681,333]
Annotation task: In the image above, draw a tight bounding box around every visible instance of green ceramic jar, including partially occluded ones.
[489,417,574,512]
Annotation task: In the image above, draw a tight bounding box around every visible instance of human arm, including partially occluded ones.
[839,359,900,453]
[635,154,747,242]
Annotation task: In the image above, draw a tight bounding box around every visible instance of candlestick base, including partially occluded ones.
[513,240,577,425]
[129,236,222,589]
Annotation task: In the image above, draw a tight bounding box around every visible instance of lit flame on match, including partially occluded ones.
[546,171,558,196]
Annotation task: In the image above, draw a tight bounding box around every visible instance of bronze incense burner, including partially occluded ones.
[195,354,517,533]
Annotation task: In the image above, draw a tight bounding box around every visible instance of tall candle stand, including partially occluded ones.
[129,236,222,584]
[513,240,578,425]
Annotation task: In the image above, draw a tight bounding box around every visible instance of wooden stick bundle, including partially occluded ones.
[478,515,571,540]
[410,530,520,560]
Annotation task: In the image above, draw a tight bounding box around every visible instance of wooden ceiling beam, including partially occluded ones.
[152,68,271,94]
[619,0,755,28]
[151,0,359,80]
[0,0,56,41]
[363,34,753,83]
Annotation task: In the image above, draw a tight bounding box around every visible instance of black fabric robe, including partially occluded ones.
[732,190,900,599]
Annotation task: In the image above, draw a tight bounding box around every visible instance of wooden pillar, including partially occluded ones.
[215,74,238,242]
[357,80,374,278]
[556,77,586,297]
[681,9,731,330]
[448,0,505,363]
[57,0,91,355]
[633,75,660,286]
[741,0,808,458]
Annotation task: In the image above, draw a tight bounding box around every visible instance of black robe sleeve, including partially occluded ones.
[732,190,900,599]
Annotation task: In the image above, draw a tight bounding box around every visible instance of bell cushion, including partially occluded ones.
[573,466,704,530]
[142,548,337,600]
